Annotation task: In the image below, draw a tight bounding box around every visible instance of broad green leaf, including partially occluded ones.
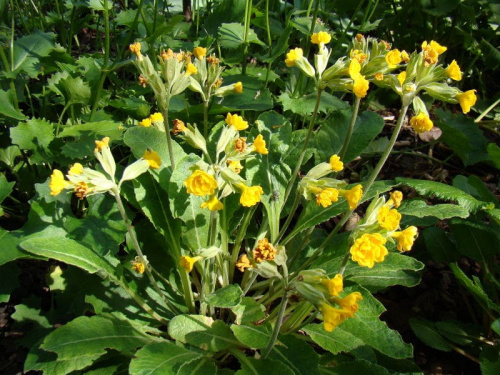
[129,341,201,375]
[395,177,485,212]
[88,0,113,11]
[422,227,459,263]
[20,236,116,276]
[109,97,151,120]
[218,23,266,49]
[0,89,27,120]
[206,284,243,308]
[409,318,453,351]
[487,143,500,169]
[278,92,349,116]
[235,357,294,375]
[480,38,500,70]
[0,145,22,168]
[435,321,475,346]
[168,315,241,351]
[304,323,364,354]
[321,359,390,375]
[204,0,246,35]
[452,175,498,204]
[314,109,385,163]
[480,345,500,375]
[230,323,272,349]
[0,174,15,203]
[449,219,499,262]
[231,297,266,325]
[398,199,469,220]
[8,31,55,78]
[25,345,102,374]
[290,16,329,35]
[10,118,55,163]
[41,315,155,360]
[257,25,293,63]
[168,154,210,251]
[0,263,19,303]
[177,357,218,375]
[47,71,91,105]
[269,334,321,375]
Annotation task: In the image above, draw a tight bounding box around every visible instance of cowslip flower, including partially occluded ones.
[201,195,224,211]
[240,185,264,207]
[252,238,277,263]
[320,302,350,332]
[330,155,343,172]
[74,181,94,200]
[143,149,162,169]
[180,255,202,272]
[374,73,384,81]
[348,59,362,80]
[339,185,363,210]
[410,112,434,134]
[234,82,243,94]
[350,233,388,268]
[129,42,142,61]
[139,118,152,127]
[50,170,70,196]
[193,46,207,60]
[377,205,401,231]
[385,49,402,68]
[68,163,83,176]
[226,113,249,131]
[456,90,477,114]
[389,191,403,208]
[350,49,367,63]
[321,274,343,296]
[353,76,369,98]
[185,170,217,196]
[311,31,332,45]
[391,226,418,252]
[422,40,447,54]
[285,48,303,67]
[171,119,187,135]
[227,160,243,174]
[397,71,407,86]
[422,41,446,66]
[253,134,268,155]
[401,50,410,63]
[234,137,247,153]
[185,63,198,76]
[335,292,363,317]
[236,254,252,272]
[446,60,462,81]
[132,260,146,274]
[94,136,110,152]
[316,188,339,208]
[150,112,164,122]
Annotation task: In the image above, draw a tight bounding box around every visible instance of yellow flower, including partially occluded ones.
[142,149,162,169]
[240,185,264,207]
[180,255,202,272]
[150,112,164,122]
[397,71,407,86]
[160,48,175,60]
[138,75,147,87]
[227,160,243,174]
[422,41,446,66]
[339,185,363,210]
[94,136,110,152]
[311,31,332,45]
[422,40,447,55]
[355,34,364,42]
[213,77,223,89]
[253,134,268,155]
[374,73,384,81]
[348,59,362,80]
[236,254,252,272]
[446,60,462,81]
[129,42,142,60]
[50,169,69,196]
[316,188,339,208]
[68,163,83,176]
[321,274,343,296]
[252,238,277,263]
[456,90,477,114]
[329,154,344,172]
[353,76,369,98]
[225,113,249,131]
[234,81,243,94]
[285,48,303,67]
[201,195,224,211]
[389,191,403,208]
[235,137,247,153]
[401,50,410,63]
[172,119,187,135]
[377,205,401,231]
[385,49,402,68]
[320,302,349,332]
[410,112,434,134]
[185,63,198,76]
[132,260,146,274]
[185,170,217,196]
[74,181,94,199]
[350,233,388,268]
[139,118,152,127]
[350,49,367,63]
[335,292,363,317]
[193,46,207,60]
[391,226,418,252]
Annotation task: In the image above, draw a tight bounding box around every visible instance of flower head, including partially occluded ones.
[180,255,202,272]
[329,154,344,172]
[389,191,403,208]
[285,48,303,67]
[350,233,388,268]
[397,71,407,86]
[320,302,349,332]
[226,113,249,131]
[160,48,175,60]
[94,137,110,152]
[193,46,207,60]
[385,49,402,68]
[321,274,343,296]
[150,112,164,122]
[350,49,367,63]
[335,292,363,317]
[340,185,363,210]
[353,76,369,98]
[401,50,410,63]
[456,90,477,114]
[185,63,198,76]
[50,169,69,196]
[172,119,187,135]
[129,42,142,60]
[132,259,146,274]
[410,112,434,133]
[377,205,401,231]
[391,226,418,252]
[253,134,268,155]
[68,163,83,176]
[236,254,252,272]
[74,181,93,200]
[138,75,148,87]
[139,118,152,127]
[185,170,218,196]
[201,195,224,211]
[234,82,243,94]
[143,149,162,169]
[422,40,447,55]
[349,59,362,80]
[240,185,264,207]
[252,238,277,263]
[374,73,384,81]
[227,160,243,174]
[311,31,332,45]
[316,188,339,208]
[422,41,446,66]
[446,60,462,81]
[235,137,247,153]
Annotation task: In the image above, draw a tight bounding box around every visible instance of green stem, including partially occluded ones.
[159,99,177,170]
[338,96,361,160]
[241,0,253,74]
[118,280,169,325]
[229,207,255,283]
[203,99,209,139]
[276,192,301,243]
[475,97,500,123]
[280,301,314,333]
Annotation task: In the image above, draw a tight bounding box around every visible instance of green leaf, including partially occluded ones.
[0,145,22,168]
[492,319,500,335]
[0,263,19,303]
[395,177,485,212]
[88,0,113,11]
[480,345,500,375]
[129,341,202,375]
[321,359,390,375]
[231,297,266,325]
[435,321,475,346]
[206,284,243,308]
[487,143,500,169]
[398,199,469,220]
[449,219,499,262]
[452,175,498,204]
[8,31,55,78]
[218,23,266,49]
[422,227,459,263]
[304,324,364,355]
[47,71,91,105]
[278,92,349,116]
[0,89,27,120]
[270,334,321,375]
[230,323,272,349]
[479,38,500,70]
[0,174,15,204]
[10,118,55,163]
[314,109,385,163]
[235,357,294,375]
[109,97,151,120]
[177,357,218,375]
[168,315,240,351]
[41,315,155,360]
[409,318,453,352]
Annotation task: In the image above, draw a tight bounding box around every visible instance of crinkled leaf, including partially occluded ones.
[10,118,55,163]
[0,89,27,120]
[47,71,91,105]
[8,31,55,78]
[278,92,349,116]
[321,359,390,375]
[269,334,321,375]
[398,199,469,220]
[231,297,266,325]
[230,323,272,349]
[235,357,294,375]
[177,357,218,375]
[452,175,498,204]
[218,23,266,49]
[450,219,499,262]
[206,284,243,308]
